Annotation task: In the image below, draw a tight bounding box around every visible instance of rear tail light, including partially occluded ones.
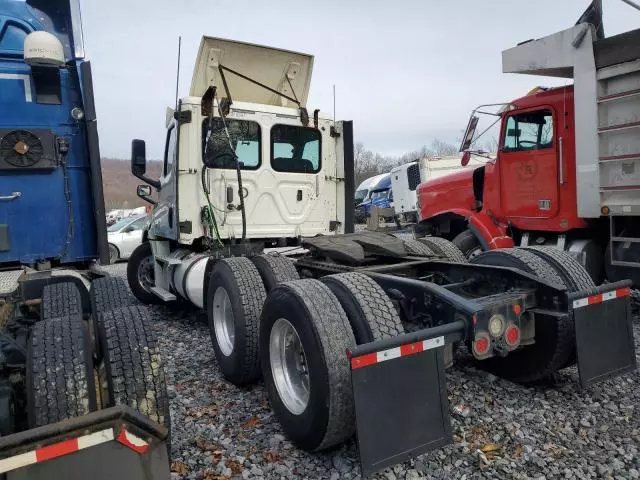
[505,324,521,349]
[472,332,491,359]
[488,314,505,337]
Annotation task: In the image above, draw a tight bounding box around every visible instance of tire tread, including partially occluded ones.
[28,315,95,426]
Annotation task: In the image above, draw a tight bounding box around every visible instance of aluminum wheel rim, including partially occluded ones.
[109,245,118,263]
[269,318,310,415]
[213,287,235,356]
[468,246,483,260]
[137,255,155,293]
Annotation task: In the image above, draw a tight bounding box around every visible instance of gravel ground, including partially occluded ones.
[103,262,640,480]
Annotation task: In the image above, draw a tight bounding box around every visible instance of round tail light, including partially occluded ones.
[472,333,491,358]
[505,324,521,348]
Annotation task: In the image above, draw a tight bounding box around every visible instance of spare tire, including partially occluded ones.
[471,248,574,383]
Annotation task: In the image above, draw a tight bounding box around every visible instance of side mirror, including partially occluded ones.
[459,115,479,152]
[123,226,134,233]
[461,151,471,167]
[137,184,157,206]
[131,140,161,189]
[131,139,147,175]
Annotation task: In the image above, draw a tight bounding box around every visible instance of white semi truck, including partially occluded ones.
[127,35,636,476]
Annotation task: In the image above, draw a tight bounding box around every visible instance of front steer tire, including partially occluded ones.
[260,279,356,451]
[127,242,163,305]
[207,257,267,386]
[452,229,483,260]
[27,315,97,427]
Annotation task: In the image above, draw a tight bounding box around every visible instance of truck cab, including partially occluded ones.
[133,37,353,250]
[0,0,108,268]
[416,18,640,285]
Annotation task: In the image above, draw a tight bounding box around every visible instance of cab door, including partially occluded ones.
[499,108,559,218]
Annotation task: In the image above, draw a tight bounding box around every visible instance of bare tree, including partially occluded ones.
[431,139,458,157]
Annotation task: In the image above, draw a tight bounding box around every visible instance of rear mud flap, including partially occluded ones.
[0,406,169,480]
[349,335,452,477]
[570,281,636,388]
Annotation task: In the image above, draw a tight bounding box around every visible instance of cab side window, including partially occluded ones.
[129,216,149,230]
[163,124,177,176]
[503,110,553,152]
[271,125,321,173]
[0,22,29,54]
[202,119,261,170]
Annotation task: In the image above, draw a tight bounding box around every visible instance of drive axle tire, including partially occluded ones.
[259,279,356,451]
[419,237,468,263]
[207,257,267,386]
[322,272,404,344]
[41,282,83,321]
[452,229,483,260]
[403,239,434,257]
[471,249,575,383]
[252,254,300,292]
[523,246,596,291]
[28,315,97,427]
[522,246,596,367]
[91,276,137,314]
[97,305,170,429]
[127,242,163,305]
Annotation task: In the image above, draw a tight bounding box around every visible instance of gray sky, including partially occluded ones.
[81,0,639,160]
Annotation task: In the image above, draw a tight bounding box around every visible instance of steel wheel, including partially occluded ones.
[468,246,483,260]
[137,255,155,294]
[213,287,235,356]
[269,318,310,415]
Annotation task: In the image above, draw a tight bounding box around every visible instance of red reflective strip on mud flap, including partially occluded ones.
[0,428,114,474]
[350,336,445,369]
[572,287,631,309]
[117,429,150,454]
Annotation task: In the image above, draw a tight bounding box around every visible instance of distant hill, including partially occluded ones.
[101,158,162,210]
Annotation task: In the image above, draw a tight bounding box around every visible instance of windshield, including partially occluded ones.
[107,217,135,232]
[370,189,390,200]
[355,189,368,202]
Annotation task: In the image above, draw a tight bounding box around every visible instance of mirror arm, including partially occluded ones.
[137,191,157,205]
[133,171,161,190]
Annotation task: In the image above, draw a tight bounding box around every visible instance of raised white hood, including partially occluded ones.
[190,37,314,108]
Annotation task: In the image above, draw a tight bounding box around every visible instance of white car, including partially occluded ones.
[107,214,149,263]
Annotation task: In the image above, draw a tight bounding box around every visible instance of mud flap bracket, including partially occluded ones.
[570,280,636,388]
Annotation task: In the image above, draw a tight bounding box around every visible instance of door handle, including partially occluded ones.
[0,192,21,201]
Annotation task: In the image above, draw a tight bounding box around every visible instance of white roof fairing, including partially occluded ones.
[190,37,314,108]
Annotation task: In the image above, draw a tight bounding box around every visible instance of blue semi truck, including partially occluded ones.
[0,1,170,478]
